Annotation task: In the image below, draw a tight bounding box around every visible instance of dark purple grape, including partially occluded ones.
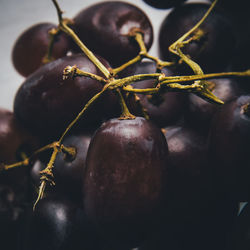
[159,3,236,73]
[209,0,250,12]
[53,132,92,203]
[142,0,187,9]
[0,108,39,198]
[184,78,242,134]
[139,189,238,250]
[72,1,153,67]
[22,196,106,250]
[83,117,169,248]
[13,54,114,142]
[163,125,208,219]
[212,3,250,71]
[0,108,39,164]
[12,22,72,77]
[207,95,250,201]
[0,184,24,250]
[121,61,187,128]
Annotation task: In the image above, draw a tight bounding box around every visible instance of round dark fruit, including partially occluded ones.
[142,0,187,9]
[22,196,105,250]
[122,61,187,128]
[53,132,92,203]
[72,1,153,67]
[207,95,250,201]
[12,22,72,77]
[184,77,242,133]
[159,2,236,73]
[83,117,169,248]
[163,125,208,220]
[0,184,24,250]
[0,107,39,197]
[13,54,113,141]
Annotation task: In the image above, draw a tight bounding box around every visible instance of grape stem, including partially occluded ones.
[116,89,136,120]
[33,147,59,211]
[52,0,111,79]
[68,66,250,104]
[111,31,174,76]
[169,0,218,55]
[28,0,250,208]
[0,142,76,172]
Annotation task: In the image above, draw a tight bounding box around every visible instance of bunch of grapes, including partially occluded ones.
[1,0,250,249]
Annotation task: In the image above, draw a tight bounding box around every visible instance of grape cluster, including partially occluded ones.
[1,0,250,250]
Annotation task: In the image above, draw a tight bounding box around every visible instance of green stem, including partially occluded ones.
[33,147,58,210]
[63,65,107,83]
[169,0,218,53]
[116,89,135,119]
[52,0,111,79]
[58,85,109,144]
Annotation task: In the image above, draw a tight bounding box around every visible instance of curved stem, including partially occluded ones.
[58,85,109,144]
[51,0,111,79]
[60,145,76,161]
[116,89,135,119]
[112,55,142,76]
[63,65,107,83]
[112,32,173,76]
[42,27,59,64]
[0,142,58,172]
[169,0,218,53]
[33,147,58,210]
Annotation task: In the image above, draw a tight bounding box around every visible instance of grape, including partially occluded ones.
[142,0,187,9]
[207,95,250,201]
[120,61,187,128]
[13,54,113,142]
[21,195,106,250]
[159,2,236,73]
[53,132,92,204]
[83,117,169,248]
[72,1,153,67]
[12,22,72,77]
[184,77,242,134]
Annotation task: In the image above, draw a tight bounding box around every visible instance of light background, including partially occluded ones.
[0,0,208,110]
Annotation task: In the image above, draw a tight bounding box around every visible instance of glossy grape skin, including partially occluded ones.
[207,95,250,201]
[53,132,92,204]
[72,1,153,67]
[0,109,40,249]
[13,54,113,142]
[159,3,236,73]
[160,125,239,250]
[83,117,169,248]
[184,78,242,134]
[121,61,187,128]
[210,2,250,71]
[163,125,208,218]
[142,0,187,9]
[21,196,105,250]
[12,22,72,77]
[0,108,38,164]
[0,108,39,199]
[209,0,250,12]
